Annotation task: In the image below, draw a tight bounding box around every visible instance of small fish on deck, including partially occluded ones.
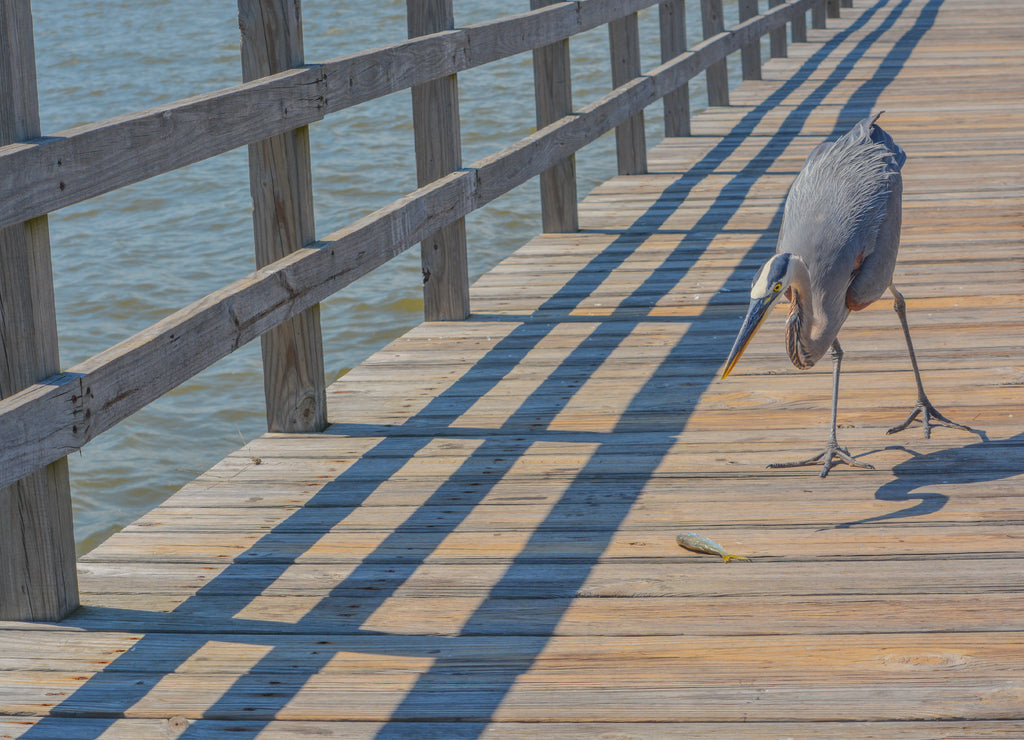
[676,532,750,562]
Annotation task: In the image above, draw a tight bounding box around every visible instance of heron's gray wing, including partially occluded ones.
[846,174,902,310]
[778,115,905,313]
[846,117,905,309]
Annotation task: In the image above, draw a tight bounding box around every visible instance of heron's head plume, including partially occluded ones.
[721,253,794,379]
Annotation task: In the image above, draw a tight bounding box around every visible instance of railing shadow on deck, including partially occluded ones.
[18,0,956,735]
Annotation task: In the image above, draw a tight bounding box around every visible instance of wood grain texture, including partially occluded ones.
[738,0,762,80]
[0,0,665,231]
[0,0,822,491]
[659,0,691,136]
[609,11,647,175]
[409,0,470,321]
[240,0,327,433]
[6,0,1024,734]
[531,0,579,233]
[0,0,77,621]
[700,0,729,105]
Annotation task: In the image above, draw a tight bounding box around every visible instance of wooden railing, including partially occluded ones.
[0,0,837,620]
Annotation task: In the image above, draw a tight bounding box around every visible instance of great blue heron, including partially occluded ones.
[721,112,973,477]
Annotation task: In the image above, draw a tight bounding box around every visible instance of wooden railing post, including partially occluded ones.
[659,0,690,136]
[769,0,788,58]
[700,0,729,106]
[408,0,470,320]
[239,0,327,433]
[0,0,79,622]
[792,7,808,42]
[812,0,827,29]
[827,0,840,17]
[738,0,761,81]
[608,11,647,175]
[531,0,578,233]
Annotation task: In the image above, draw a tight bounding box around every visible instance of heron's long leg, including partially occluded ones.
[768,340,874,478]
[886,286,975,437]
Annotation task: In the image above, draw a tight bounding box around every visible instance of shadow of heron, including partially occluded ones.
[834,428,1024,529]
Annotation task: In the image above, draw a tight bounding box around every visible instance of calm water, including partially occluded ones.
[28,0,751,553]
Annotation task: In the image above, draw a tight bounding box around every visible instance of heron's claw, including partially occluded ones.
[887,395,975,438]
[767,443,874,479]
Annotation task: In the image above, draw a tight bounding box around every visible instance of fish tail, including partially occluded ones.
[723,554,750,563]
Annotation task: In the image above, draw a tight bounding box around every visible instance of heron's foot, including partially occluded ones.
[886,395,975,439]
[767,442,874,479]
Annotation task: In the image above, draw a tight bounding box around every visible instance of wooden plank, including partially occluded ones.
[5,0,1024,733]
[409,0,470,321]
[0,0,827,493]
[608,11,648,175]
[792,4,808,42]
[659,0,691,136]
[769,0,788,57]
[700,0,729,106]
[531,0,578,233]
[4,719,1024,740]
[240,0,327,434]
[738,0,762,80]
[812,0,826,29]
[71,558,1024,599]
[0,0,77,621]
[0,170,476,491]
[0,0,665,231]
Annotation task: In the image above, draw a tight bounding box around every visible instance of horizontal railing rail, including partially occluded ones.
[0,0,831,619]
[0,0,668,231]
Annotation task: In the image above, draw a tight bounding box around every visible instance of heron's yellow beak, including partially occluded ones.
[721,295,775,379]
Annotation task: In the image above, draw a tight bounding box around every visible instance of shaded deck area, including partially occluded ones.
[3,0,1024,736]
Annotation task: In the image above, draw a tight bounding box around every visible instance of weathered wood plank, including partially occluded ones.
[2,719,1023,740]
[531,0,579,233]
[700,0,729,105]
[0,0,666,230]
[409,0,470,321]
[0,0,78,621]
[769,0,788,57]
[5,0,1024,733]
[0,0,826,491]
[659,0,690,136]
[738,0,761,80]
[609,11,648,175]
[240,0,328,433]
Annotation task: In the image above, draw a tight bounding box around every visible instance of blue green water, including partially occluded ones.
[28,0,747,552]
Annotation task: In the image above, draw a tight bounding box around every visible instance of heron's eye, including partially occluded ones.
[772,282,783,292]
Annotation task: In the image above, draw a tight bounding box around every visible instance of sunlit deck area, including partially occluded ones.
[3,0,1024,736]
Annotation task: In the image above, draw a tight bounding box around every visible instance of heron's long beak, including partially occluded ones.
[721,294,776,379]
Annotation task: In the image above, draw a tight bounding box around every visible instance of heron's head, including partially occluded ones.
[721,253,795,379]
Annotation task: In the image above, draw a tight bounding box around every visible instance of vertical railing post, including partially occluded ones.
[700,0,729,106]
[407,0,470,320]
[659,0,690,136]
[0,0,79,622]
[608,10,647,175]
[827,0,840,17]
[792,7,808,42]
[812,0,827,29]
[239,0,327,433]
[769,0,787,58]
[738,0,761,81]
[531,0,578,233]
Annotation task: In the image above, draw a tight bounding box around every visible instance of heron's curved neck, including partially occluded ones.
[785,256,833,369]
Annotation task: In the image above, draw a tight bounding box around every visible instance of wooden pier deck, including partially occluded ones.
[3,0,1024,736]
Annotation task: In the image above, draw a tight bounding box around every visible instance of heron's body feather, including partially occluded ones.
[778,113,906,367]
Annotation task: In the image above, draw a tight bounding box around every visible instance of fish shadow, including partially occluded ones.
[835,428,1022,528]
